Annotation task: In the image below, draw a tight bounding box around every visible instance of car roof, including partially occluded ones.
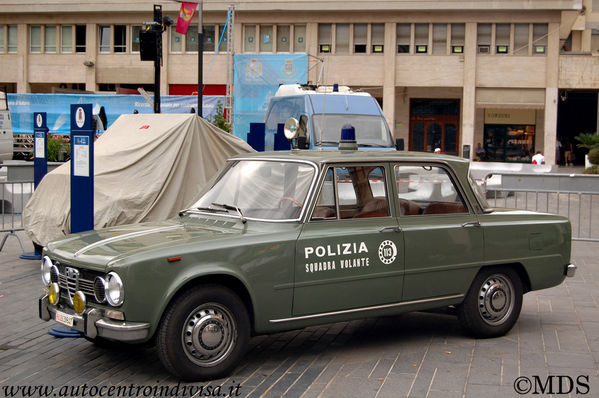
[232,150,470,167]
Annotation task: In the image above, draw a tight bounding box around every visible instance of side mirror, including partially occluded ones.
[283,118,299,140]
[395,138,405,151]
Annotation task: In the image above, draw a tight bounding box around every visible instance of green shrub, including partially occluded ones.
[589,147,599,165]
[574,133,599,151]
[583,165,599,174]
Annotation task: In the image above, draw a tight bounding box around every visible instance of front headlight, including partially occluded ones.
[41,256,53,287]
[105,272,124,306]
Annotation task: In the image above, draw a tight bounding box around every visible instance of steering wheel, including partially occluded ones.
[279,196,303,208]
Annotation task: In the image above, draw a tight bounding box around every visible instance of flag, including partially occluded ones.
[176,2,198,35]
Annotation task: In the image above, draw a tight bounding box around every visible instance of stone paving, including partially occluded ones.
[0,231,597,398]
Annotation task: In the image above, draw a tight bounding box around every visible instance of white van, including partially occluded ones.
[264,84,399,150]
[0,92,14,162]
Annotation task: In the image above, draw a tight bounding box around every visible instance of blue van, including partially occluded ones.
[264,84,398,150]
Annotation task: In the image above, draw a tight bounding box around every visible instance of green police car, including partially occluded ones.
[39,147,575,381]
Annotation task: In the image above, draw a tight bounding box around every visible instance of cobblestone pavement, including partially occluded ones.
[0,232,597,398]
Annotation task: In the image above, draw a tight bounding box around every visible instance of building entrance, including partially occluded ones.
[409,99,460,155]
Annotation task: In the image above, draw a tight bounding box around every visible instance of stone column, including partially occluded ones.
[85,24,97,92]
[544,22,560,165]
[17,24,30,93]
[461,22,477,159]
[382,22,396,138]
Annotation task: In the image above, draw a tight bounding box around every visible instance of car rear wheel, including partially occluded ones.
[157,285,250,381]
[458,267,523,338]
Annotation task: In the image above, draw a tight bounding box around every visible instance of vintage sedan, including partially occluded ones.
[39,148,575,380]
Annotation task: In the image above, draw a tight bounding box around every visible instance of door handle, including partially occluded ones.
[379,226,402,233]
[461,221,481,228]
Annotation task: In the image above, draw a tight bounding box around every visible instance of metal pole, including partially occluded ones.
[154,4,162,113]
[197,0,203,117]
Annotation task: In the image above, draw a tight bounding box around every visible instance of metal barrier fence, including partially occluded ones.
[484,173,599,242]
[0,179,34,253]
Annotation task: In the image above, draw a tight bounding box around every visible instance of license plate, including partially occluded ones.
[55,310,74,327]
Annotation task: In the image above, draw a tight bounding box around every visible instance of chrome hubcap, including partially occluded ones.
[182,303,236,366]
[478,274,514,326]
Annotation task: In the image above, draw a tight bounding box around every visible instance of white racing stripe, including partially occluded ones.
[73,225,183,257]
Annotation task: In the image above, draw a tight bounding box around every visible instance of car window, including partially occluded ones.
[311,165,389,220]
[394,164,467,216]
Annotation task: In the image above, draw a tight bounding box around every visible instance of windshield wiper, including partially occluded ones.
[211,202,247,224]
[178,206,228,217]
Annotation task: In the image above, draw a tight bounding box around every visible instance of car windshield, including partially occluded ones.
[191,160,316,221]
[312,114,394,147]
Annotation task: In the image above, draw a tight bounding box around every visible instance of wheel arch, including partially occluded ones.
[157,274,256,336]
[474,262,532,293]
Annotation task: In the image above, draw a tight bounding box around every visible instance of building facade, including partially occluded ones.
[1,0,598,164]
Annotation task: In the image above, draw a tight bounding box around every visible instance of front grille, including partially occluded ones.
[50,261,105,305]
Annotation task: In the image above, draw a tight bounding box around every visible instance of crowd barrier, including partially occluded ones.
[0,179,33,253]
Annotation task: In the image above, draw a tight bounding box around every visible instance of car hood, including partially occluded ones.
[46,217,246,271]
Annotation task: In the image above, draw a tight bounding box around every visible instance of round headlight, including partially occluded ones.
[41,256,53,287]
[48,282,60,305]
[105,272,124,306]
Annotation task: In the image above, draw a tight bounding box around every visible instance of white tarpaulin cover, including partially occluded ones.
[24,113,255,246]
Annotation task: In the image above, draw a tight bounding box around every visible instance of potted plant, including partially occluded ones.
[574,132,599,170]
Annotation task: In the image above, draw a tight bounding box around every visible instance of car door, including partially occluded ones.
[293,163,404,317]
[393,163,483,302]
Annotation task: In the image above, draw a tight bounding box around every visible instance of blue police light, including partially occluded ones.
[339,124,358,151]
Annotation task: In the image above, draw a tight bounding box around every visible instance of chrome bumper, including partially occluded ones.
[566,263,577,278]
[39,295,150,342]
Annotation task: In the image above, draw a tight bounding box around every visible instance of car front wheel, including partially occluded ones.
[458,267,523,338]
[157,285,250,381]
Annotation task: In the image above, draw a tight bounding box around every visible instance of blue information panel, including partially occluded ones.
[70,104,94,234]
[33,112,48,189]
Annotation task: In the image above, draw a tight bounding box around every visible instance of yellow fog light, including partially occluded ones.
[48,283,60,305]
[72,291,86,315]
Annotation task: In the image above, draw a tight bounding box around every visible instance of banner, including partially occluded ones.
[7,94,224,135]
[233,54,308,144]
[176,2,198,35]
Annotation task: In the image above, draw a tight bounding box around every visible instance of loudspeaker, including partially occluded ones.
[140,30,158,61]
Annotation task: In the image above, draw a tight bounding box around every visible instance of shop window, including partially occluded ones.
[61,25,73,53]
[131,25,141,53]
[451,23,464,53]
[533,24,547,54]
[318,24,331,53]
[75,25,86,53]
[261,25,273,52]
[336,24,349,54]
[0,26,4,53]
[171,28,183,52]
[186,25,198,52]
[45,25,57,53]
[294,25,306,52]
[203,25,215,52]
[432,23,447,54]
[372,24,384,53]
[354,24,367,53]
[484,124,535,162]
[592,29,599,52]
[594,0,599,12]
[218,24,228,52]
[514,23,529,55]
[7,25,17,53]
[495,24,510,54]
[244,25,256,52]
[415,23,428,54]
[277,25,290,52]
[397,23,410,53]
[99,25,111,53]
[477,23,491,53]
[30,26,42,53]
[114,25,126,53]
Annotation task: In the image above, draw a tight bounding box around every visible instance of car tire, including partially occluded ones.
[157,285,250,381]
[458,267,523,338]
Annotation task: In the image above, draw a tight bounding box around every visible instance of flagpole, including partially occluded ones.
[198,0,203,117]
